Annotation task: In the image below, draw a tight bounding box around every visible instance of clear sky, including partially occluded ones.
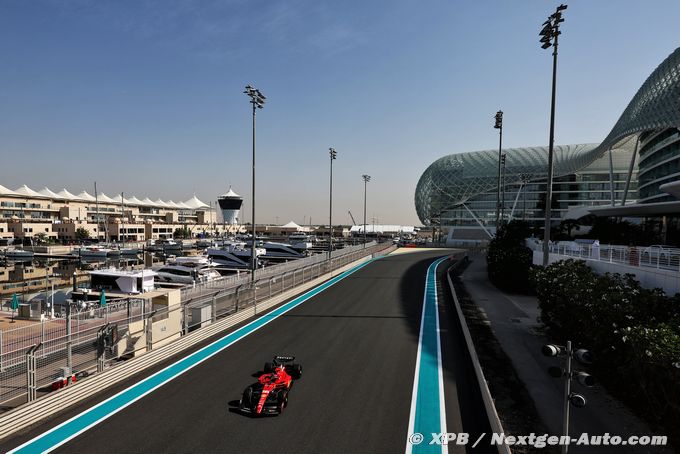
[1,0,679,226]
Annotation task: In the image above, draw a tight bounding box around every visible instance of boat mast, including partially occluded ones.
[94,182,101,242]
[120,192,126,248]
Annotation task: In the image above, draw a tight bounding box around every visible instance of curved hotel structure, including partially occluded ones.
[415,47,680,239]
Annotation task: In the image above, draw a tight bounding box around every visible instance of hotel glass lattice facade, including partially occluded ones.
[415,46,680,228]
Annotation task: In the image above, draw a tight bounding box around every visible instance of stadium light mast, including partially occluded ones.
[328,147,337,260]
[362,175,371,248]
[244,85,266,282]
[540,4,567,266]
[494,110,503,230]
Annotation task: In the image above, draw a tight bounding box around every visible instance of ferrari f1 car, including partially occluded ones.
[239,356,302,415]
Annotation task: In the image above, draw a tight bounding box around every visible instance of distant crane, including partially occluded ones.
[348,210,357,226]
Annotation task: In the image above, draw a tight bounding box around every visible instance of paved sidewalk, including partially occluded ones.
[459,257,672,454]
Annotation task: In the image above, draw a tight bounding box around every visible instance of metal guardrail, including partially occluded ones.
[0,241,393,408]
[179,240,378,301]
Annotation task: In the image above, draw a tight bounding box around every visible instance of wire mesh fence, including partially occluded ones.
[0,241,394,409]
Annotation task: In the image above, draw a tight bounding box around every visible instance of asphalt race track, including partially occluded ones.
[3,250,492,454]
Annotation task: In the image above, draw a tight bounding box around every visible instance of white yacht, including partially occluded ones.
[154,257,220,284]
[288,233,314,252]
[160,239,183,253]
[89,268,157,293]
[77,246,112,259]
[260,242,306,260]
[4,248,34,261]
[207,243,265,269]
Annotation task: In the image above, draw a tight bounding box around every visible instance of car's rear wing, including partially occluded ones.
[274,355,295,364]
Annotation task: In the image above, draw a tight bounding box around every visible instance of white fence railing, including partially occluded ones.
[543,241,680,272]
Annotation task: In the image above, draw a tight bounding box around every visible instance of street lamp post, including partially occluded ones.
[244,85,266,282]
[362,175,371,248]
[501,152,507,224]
[494,110,503,229]
[540,4,567,266]
[328,148,337,260]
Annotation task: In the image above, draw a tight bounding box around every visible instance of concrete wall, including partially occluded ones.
[533,251,680,296]
[7,222,58,239]
[0,222,12,239]
[149,289,182,349]
[126,319,147,356]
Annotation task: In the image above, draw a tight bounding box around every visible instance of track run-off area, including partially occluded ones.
[3,249,493,454]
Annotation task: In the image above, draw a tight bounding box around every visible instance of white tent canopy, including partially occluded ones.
[39,187,60,198]
[0,184,18,196]
[14,185,44,198]
[281,221,302,229]
[2,184,215,212]
[76,190,96,202]
[183,195,210,209]
[349,225,416,234]
[221,186,241,198]
[126,196,144,206]
[56,189,79,200]
[97,193,119,204]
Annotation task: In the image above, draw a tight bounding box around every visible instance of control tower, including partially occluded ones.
[217,186,243,225]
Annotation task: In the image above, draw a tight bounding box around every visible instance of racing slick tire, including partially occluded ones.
[241,386,253,410]
[291,363,302,378]
[277,390,288,413]
[264,362,274,373]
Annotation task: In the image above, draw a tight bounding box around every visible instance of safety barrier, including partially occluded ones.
[445,257,510,454]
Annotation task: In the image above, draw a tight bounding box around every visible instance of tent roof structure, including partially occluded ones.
[14,185,44,198]
[38,187,60,198]
[56,189,79,200]
[76,190,96,202]
[220,186,241,198]
[98,193,120,204]
[183,195,210,209]
[0,184,18,196]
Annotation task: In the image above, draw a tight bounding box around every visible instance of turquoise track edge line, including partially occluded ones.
[412,256,448,454]
[9,257,376,454]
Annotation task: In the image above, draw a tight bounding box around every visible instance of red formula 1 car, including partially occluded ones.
[239,356,302,415]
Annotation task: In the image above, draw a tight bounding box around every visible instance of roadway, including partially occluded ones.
[2,250,492,453]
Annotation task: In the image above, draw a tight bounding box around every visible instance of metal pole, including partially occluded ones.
[523,179,528,220]
[329,148,335,261]
[496,123,503,227]
[251,102,256,283]
[509,182,524,221]
[562,340,572,454]
[95,181,100,241]
[608,147,615,205]
[542,29,559,267]
[363,178,368,248]
[622,136,639,206]
[66,302,72,374]
[501,153,506,223]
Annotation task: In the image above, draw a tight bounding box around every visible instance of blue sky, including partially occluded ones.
[1,0,679,225]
